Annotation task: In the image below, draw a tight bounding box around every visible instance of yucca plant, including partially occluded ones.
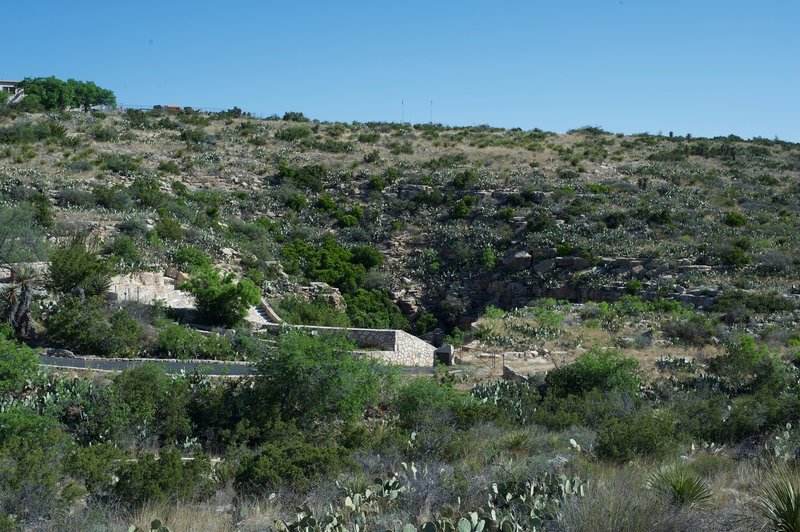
[646,463,712,508]
[755,465,800,532]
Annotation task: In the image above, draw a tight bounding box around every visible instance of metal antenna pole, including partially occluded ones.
[402,99,404,123]
[430,100,433,123]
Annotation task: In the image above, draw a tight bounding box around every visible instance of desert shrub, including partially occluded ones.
[277,125,313,141]
[357,131,380,143]
[97,153,140,175]
[713,290,796,315]
[281,236,367,294]
[179,128,212,149]
[0,326,39,397]
[526,209,555,232]
[113,450,214,508]
[315,194,337,212]
[45,296,142,357]
[497,207,516,221]
[397,377,492,430]
[349,245,384,270]
[92,185,133,210]
[345,289,409,330]
[603,210,628,229]
[56,188,95,208]
[596,411,679,461]
[0,120,66,144]
[253,330,391,425]
[708,335,788,393]
[450,195,476,219]
[662,314,716,346]
[648,148,687,162]
[282,111,308,122]
[31,192,54,228]
[129,177,166,208]
[0,407,73,522]
[275,162,326,192]
[172,246,212,272]
[48,239,112,297]
[544,348,639,399]
[155,323,236,360]
[717,238,752,267]
[104,235,140,263]
[157,160,180,174]
[723,210,747,227]
[179,266,260,328]
[154,212,184,240]
[285,192,307,211]
[117,218,149,238]
[64,442,123,496]
[234,435,349,495]
[275,296,350,327]
[112,364,192,444]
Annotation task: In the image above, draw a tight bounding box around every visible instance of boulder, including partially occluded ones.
[533,259,556,274]
[503,250,532,271]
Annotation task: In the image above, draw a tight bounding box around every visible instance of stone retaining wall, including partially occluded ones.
[258,323,435,367]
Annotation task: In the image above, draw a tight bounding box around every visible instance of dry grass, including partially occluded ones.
[124,501,236,532]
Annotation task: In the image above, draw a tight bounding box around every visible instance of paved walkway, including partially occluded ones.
[38,355,433,376]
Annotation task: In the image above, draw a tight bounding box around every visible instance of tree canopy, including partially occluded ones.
[18,76,116,111]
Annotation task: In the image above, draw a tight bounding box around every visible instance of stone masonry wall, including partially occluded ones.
[259,323,435,367]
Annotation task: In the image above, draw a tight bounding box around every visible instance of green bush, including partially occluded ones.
[723,211,747,227]
[254,330,391,425]
[281,236,367,294]
[172,246,212,272]
[155,323,236,360]
[397,377,491,430]
[64,442,123,495]
[277,125,313,141]
[345,289,409,330]
[113,449,213,508]
[97,153,141,176]
[544,348,639,399]
[155,212,184,240]
[48,239,111,297]
[275,296,350,327]
[179,266,260,328]
[112,364,192,444]
[0,326,39,397]
[45,296,141,357]
[596,411,679,461]
[235,435,349,494]
[0,407,73,521]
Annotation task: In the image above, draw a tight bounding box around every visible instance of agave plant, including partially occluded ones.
[646,463,712,508]
[755,465,800,532]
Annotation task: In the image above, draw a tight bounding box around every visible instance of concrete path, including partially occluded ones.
[38,355,433,376]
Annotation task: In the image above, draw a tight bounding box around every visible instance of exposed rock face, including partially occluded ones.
[503,250,532,271]
[447,248,728,324]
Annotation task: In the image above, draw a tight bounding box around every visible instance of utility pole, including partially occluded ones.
[430,100,433,124]
[401,99,404,123]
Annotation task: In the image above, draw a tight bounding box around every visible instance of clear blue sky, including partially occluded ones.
[5,1,799,140]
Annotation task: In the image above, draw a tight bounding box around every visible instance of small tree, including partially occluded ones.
[179,266,260,328]
[254,330,394,425]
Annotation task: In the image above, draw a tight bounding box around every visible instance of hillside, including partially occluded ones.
[2,101,800,531]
